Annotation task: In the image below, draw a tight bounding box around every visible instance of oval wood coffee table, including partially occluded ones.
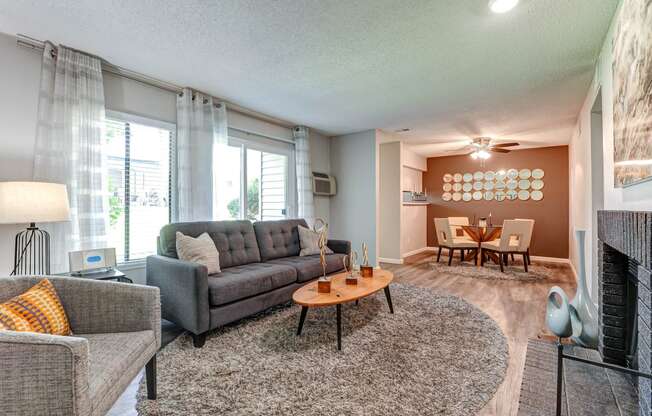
[292,269,394,350]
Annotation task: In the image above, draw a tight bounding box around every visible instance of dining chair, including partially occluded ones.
[480,219,533,272]
[509,218,535,265]
[435,218,477,266]
[448,216,472,240]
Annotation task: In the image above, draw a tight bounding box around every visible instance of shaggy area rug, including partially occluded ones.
[413,254,565,281]
[136,284,508,416]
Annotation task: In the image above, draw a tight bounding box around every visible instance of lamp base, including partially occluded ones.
[12,223,51,276]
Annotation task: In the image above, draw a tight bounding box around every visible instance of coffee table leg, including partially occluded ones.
[384,286,394,314]
[336,304,342,351]
[297,306,308,336]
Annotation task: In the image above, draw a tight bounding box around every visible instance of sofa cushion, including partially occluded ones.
[159,220,261,269]
[208,263,297,306]
[268,254,347,283]
[253,219,308,261]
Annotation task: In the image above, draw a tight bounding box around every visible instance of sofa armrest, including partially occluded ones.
[327,239,351,255]
[0,331,90,416]
[56,278,161,348]
[146,255,210,335]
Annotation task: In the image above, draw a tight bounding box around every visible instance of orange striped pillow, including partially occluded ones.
[0,278,71,335]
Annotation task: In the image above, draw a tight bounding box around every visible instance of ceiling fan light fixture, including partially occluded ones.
[489,0,519,14]
[478,150,491,159]
[470,152,479,160]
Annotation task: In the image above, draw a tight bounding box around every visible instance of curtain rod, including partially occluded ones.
[16,33,296,130]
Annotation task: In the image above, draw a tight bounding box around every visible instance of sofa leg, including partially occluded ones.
[192,332,207,348]
[146,355,157,400]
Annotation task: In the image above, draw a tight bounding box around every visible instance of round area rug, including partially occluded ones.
[136,284,508,416]
[415,255,563,281]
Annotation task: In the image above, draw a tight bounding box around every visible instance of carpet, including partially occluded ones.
[413,254,564,281]
[136,284,508,415]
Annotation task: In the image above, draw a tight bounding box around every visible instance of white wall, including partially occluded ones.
[329,130,377,265]
[0,32,331,281]
[569,0,652,302]
[378,142,401,260]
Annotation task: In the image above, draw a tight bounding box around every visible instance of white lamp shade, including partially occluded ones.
[0,182,71,225]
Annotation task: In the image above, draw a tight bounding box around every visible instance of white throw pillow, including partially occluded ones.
[298,225,334,257]
[175,232,221,274]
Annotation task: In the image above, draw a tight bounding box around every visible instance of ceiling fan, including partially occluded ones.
[454,137,520,160]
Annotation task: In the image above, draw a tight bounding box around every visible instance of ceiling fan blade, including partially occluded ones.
[491,142,519,148]
[490,148,511,153]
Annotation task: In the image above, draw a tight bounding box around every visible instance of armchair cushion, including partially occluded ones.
[0,278,71,335]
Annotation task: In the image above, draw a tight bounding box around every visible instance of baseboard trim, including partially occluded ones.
[529,256,570,264]
[378,257,404,264]
[401,247,434,258]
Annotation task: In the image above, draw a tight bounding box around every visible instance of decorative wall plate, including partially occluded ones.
[452,183,462,192]
[484,181,494,191]
[531,190,543,201]
[519,169,532,179]
[518,179,530,190]
[462,182,473,192]
[443,183,452,192]
[494,181,506,190]
[473,181,484,191]
[463,173,473,182]
[495,191,506,201]
[496,170,507,181]
[472,191,483,201]
[532,169,545,179]
[531,179,544,190]
[506,179,518,190]
[473,171,484,181]
[442,192,452,201]
[506,190,518,200]
[452,192,462,201]
[507,169,519,179]
[484,171,495,181]
[443,173,453,183]
[484,191,494,201]
[453,173,463,182]
[518,190,530,200]
[462,192,472,201]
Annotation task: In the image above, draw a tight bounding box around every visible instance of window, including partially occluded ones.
[104,112,175,263]
[214,130,294,222]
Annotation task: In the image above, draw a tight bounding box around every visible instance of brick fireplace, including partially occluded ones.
[598,211,652,414]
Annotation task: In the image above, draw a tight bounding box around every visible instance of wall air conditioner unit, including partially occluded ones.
[312,172,336,196]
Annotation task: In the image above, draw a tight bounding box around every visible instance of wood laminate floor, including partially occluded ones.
[381,252,577,416]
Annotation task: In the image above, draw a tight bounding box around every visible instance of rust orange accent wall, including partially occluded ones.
[424,145,569,258]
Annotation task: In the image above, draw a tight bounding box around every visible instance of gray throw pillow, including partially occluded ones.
[176,232,221,274]
[298,225,334,257]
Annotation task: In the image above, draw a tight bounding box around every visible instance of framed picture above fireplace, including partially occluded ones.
[612,0,652,187]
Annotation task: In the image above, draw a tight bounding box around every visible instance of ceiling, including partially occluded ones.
[0,0,618,156]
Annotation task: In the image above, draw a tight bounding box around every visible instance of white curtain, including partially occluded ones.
[294,126,315,226]
[176,88,227,222]
[33,44,109,273]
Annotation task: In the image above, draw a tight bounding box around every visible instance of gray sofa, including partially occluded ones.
[0,276,161,416]
[147,218,350,347]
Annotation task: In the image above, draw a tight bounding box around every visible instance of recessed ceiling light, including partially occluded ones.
[395,128,411,133]
[489,0,519,14]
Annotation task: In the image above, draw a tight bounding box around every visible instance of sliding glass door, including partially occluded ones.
[214,132,294,222]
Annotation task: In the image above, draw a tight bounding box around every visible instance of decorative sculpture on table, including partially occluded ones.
[345,252,358,285]
[360,242,373,277]
[545,229,598,348]
[316,221,331,293]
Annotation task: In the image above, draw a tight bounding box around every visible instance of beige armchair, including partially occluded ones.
[481,219,534,272]
[448,216,472,240]
[435,218,477,266]
[0,276,161,416]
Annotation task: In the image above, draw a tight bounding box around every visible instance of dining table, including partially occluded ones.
[460,225,502,266]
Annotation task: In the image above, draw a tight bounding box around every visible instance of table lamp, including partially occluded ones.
[0,182,71,275]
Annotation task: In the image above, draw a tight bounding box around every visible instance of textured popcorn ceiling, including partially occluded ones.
[0,0,618,156]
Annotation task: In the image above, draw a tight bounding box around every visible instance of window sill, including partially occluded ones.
[118,259,147,271]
